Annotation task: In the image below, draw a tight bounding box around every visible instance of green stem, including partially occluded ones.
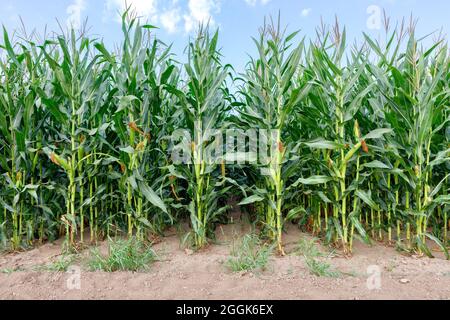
[387,173,391,242]
[444,210,448,245]
[406,191,411,247]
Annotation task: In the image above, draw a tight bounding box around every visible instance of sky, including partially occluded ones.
[0,0,449,72]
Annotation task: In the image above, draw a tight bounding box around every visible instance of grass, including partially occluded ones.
[39,255,77,272]
[0,266,24,274]
[304,257,341,278]
[295,238,326,258]
[226,234,274,273]
[88,237,156,272]
[1,268,15,274]
[296,237,341,278]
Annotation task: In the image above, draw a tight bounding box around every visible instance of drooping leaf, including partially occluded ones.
[239,195,264,206]
[138,181,168,214]
[355,190,380,211]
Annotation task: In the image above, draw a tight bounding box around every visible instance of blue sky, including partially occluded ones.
[1,0,449,71]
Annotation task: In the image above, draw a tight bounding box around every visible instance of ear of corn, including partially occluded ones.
[0,12,448,258]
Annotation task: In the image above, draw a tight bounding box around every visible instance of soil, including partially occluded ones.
[0,219,449,300]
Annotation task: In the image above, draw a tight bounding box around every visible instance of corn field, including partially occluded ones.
[0,11,448,258]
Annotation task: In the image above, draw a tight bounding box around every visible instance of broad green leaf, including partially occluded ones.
[285,207,306,222]
[362,160,391,169]
[425,234,449,260]
[363,128,393,140]
[292,176,332,186]
[355,190,380,211]
[350,215,371,245]
[304,139,342,150]
[239,195,264,206]
[120,146,135,154]
[138,181,168,214]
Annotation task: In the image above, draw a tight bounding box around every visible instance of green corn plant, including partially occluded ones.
[0,11,448,260]
[78,54,115,243]
[297,21,393,253]
[169,25,232,249]
[38,28,104,249]
[0,27,52,249]
[365,23,449,257]
[97,10,171,240]
[237,17,310,254]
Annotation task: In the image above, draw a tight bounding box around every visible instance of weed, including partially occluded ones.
[88,237,156,272]
[43,255,77,272]
[226,234,274,272]
[304,257,341,278]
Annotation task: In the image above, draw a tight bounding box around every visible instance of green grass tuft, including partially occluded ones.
[296,238,325,258]
[43,255,77,272]
[88,237,156,272]
[304,257,341,278]
[226,234,274,273]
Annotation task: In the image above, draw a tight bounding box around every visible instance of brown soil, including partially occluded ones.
[0,221,449,300]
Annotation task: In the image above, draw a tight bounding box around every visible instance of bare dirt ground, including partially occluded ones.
[0,219,449,300]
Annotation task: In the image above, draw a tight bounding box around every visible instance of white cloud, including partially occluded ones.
[105,0,158,23]
[160,7,182,34]
[67,0,86,29]
[245,0,271,6]
[103,0,222,34]
[183,0,221,33]
[301,8,312,17]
